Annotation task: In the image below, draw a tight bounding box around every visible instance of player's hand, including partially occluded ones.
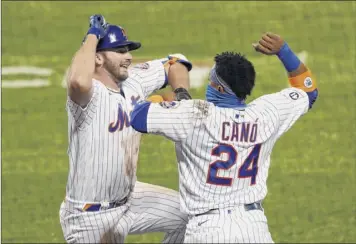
[252,32,285,55]
[173,87,192,101]
[87,14,108,40]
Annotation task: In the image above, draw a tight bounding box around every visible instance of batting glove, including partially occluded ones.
[168,54,193,71]
[174,87,192,101]
[159,54,193,72]
[87,14,108,40]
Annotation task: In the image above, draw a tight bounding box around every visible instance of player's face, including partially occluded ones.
[101,46,132,82]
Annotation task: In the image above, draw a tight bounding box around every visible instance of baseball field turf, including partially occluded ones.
[2,1,355,243]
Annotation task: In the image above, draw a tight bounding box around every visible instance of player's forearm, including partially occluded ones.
[168,62,190,90]
[277,42,318,109]
[67,34,98,93]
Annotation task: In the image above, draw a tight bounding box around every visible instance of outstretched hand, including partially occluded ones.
[252,32,285,55]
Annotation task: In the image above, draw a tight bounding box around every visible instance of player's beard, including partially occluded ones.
[103,57,129,84]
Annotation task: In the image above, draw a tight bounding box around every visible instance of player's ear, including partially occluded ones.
[217,85,224,93]
[95,53,104,66]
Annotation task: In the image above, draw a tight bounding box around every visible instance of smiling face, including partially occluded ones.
[96,46,133,83]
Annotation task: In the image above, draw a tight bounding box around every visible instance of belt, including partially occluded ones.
[81,197,128,212]
[195,202,263,217]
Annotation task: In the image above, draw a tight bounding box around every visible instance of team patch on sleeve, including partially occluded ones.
[133,62,150,70]
[159,101,180,109]
[280,88,307,103]
[289,91,300,100]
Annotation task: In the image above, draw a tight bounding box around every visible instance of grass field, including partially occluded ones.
[2,1,356,243]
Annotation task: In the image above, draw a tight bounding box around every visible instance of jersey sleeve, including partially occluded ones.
[146,100,209,142]
[66,79,103,129]
[127,59,167,99]
[251,87,309,137]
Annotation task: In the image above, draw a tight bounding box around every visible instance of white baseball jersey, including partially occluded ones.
[65,59,166,203]
[146,87,309,215]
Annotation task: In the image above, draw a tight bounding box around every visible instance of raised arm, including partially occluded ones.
[163,54,193,101]
[67,15,107,107]
[253,32,318,109]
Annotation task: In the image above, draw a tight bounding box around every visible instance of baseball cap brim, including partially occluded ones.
[126,41,141,51]
[96,40,141,51]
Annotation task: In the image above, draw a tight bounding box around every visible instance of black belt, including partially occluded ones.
[82,197,128,212]
[195,202,263,217]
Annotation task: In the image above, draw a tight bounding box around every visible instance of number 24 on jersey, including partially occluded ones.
[206,144,262,186]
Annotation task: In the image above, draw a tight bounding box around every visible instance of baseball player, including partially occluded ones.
[59,14,193,243]
[130,32,319,243]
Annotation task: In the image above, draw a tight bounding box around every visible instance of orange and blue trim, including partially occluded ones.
[82,203,101,212]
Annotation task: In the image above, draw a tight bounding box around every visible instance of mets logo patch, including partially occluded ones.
[159,101,180,109]
[304,77,313,88]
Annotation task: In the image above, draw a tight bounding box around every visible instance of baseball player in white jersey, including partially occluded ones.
[59,14,194,243]
[130,32,319,243]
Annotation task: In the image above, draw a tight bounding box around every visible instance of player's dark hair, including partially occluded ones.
[214,51,256,100]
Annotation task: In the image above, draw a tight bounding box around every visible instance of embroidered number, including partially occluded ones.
[207,144,262,186]
[207,144,237,186]
[237,144,262,185]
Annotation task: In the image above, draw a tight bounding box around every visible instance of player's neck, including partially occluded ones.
[93,72,120,92]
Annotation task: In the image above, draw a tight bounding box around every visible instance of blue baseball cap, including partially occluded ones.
[96,24,141,51]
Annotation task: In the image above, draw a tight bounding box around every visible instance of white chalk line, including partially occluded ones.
[2,66,52,76]
[2,79,50,88]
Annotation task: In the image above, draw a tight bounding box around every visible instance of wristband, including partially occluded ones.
[277,42,301,72]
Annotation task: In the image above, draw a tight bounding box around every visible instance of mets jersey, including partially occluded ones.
[65,59,166,203]
[144,87,309,215]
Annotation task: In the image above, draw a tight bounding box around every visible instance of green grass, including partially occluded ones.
[2,1,356,243]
